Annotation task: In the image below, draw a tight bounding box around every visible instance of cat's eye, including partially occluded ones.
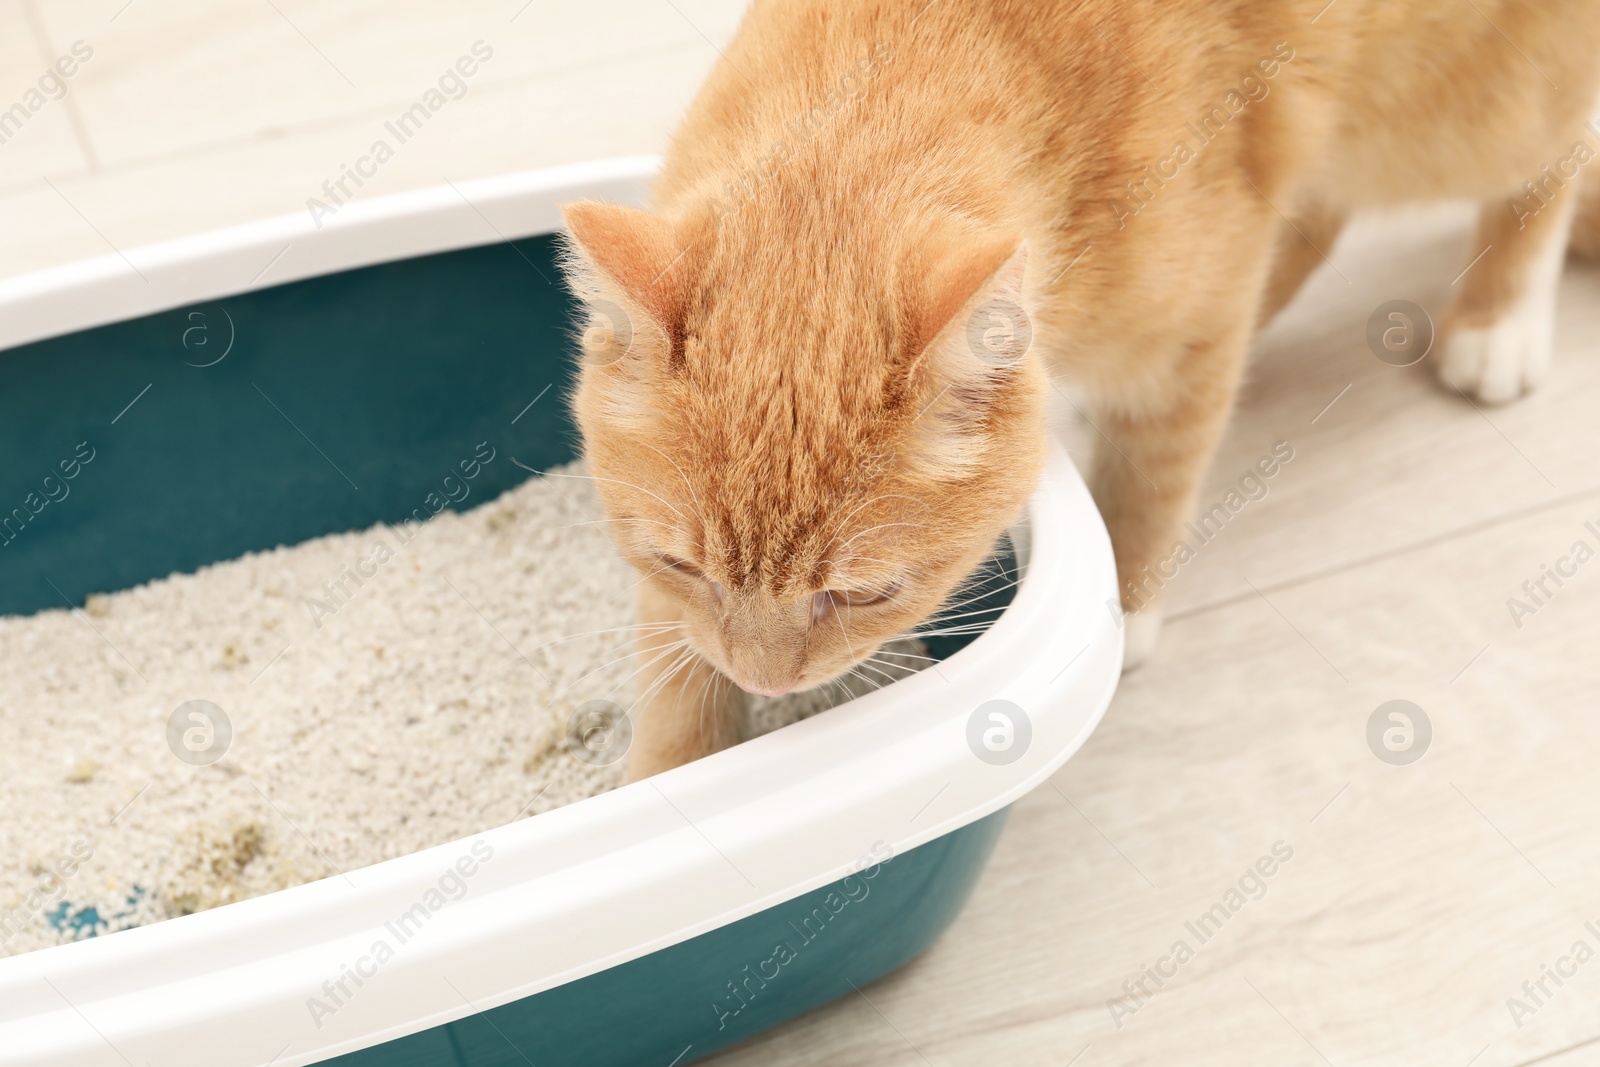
[657,554,723,603]
[658,554,700,576]
[811,581,902,619]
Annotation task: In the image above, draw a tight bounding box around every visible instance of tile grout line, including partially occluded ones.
[0,32,724,206]
[1168,479,1600,623]
[18,0,102,172]
[1512,1033,1600,1067]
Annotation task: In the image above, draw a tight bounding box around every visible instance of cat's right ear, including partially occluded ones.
[561,202,693,357]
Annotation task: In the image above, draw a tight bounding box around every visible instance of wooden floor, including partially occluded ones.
[6,3,1600,1064]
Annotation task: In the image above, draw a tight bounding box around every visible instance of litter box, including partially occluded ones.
[0,157,1122,1065]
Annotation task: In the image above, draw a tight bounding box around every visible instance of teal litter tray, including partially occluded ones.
[0,159,1121,1066]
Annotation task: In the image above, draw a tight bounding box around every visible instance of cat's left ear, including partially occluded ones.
[907,234,1029,367]
[561,202,694,354]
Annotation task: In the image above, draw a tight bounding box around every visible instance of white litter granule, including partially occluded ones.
[0,462,923,956]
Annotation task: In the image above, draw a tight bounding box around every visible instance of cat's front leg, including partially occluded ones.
[1437,186,1580,404]
[1084,330,1252,671]
[624,583,745,781]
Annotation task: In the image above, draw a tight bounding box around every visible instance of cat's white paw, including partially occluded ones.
[1438,195,1572,406]
[1437,298,1554,405]
[1121,608,1164,672]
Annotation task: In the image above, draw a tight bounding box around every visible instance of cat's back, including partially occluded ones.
[1300,0,1600,203]
[657,0,1600,214]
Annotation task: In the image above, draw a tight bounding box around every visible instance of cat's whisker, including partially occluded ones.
[867,651,935,670]
[930,575,1023,613]
[845,664,890,694]
[824,556,909,589]
[922,600,1016,626]
[931,600,1012,619]
[525,621,679,659]
[646,648,699,705]
[694,668,720,749]
[637,439,707,519]
[870,645,939,661]
[606,649,692,708]
[823,493,929,549]
[933,583,1012,615]
[943,567,1022,599]
[544,627,681,668]
[855,660,904,688]
[621,647,692,714]
[592,646,693,711]
[909,624,999,639]
[603,556,709,608]
[835,520,930,552]
[913,610,1008,636]
[626,647,700,722]
[539,469,696,524]
[868,651,922,675]
[916,614,1005,631]
[564,516,682,533]
[833,604,858,662]
[489,624,683,702]
[827,558,901,575]
[565,637,688,705]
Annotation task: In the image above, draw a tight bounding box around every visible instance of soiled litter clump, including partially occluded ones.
[0,462,922,955]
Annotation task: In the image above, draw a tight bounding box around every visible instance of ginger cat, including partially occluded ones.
[560,0,1600,779]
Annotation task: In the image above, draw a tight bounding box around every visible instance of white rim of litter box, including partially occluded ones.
[0,155,660,352]
[0,159,1123,1067]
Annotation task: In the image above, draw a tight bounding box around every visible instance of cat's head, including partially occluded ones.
[560,196,1046,697]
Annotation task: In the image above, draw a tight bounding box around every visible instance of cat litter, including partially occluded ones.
[0,462,923,956]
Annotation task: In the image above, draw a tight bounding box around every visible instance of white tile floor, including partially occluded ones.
[5,3,1600,1064]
